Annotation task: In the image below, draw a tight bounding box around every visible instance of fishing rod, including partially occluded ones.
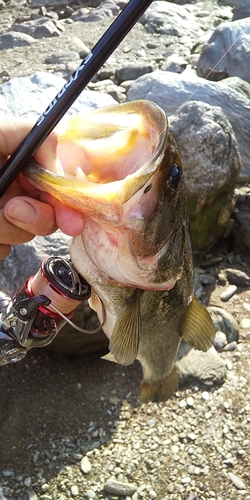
[0,0,153,198]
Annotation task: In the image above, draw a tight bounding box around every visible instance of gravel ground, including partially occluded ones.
[0,1,250,499]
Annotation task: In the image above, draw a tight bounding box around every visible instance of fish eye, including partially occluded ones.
[144,183,152,193]
[168,164,182,189]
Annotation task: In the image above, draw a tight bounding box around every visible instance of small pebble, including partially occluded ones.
[243,302,250,312]
[171,445,179,454]
[27,491,38,500]
[223,341,237,351]
[220,285,237,301]
[217,273,227,285]
[227,472,246,490]
[149,490,157,499]
[240,318,250,329]
[181,476,191,484]
[200,274,216,285]
[179,399,187,408]
[85,490,96,499]
[104,478,137,496]
[188,433,197,441]
[213,330,227,350]
[80,456,92,474]
[2,470,14,478]
[71,485,79,497]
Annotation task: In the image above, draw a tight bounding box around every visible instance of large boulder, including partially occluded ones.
[0,71,115,118]
[126,71,249,180]
[169,101,241,250]
[197,18,250,84]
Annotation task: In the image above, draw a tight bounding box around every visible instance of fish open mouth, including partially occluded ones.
[46,100,167,185]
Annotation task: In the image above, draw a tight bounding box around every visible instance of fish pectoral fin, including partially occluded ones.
[139,367,178,403]
[109,290,141,366]
[180,295,215,352]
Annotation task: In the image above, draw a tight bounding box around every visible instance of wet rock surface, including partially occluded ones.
[0,1,250,499]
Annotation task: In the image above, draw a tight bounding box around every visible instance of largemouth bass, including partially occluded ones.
[25,100,214,403]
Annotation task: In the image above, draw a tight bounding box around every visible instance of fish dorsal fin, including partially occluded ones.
[109,289,141,366]
[180,295,215,352]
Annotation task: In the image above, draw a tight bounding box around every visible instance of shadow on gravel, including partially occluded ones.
[0,348,141,476]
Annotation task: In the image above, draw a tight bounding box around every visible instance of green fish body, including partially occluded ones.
[25,100,214,402]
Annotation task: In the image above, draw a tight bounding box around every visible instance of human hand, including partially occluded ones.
[0,117,85,260]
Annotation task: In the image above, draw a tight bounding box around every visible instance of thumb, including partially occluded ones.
[4,196,58,236]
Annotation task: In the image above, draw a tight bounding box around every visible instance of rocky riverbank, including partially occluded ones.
[0,1,250,499]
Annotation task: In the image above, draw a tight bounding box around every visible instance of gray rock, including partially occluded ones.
[0,31,35,50]
[225,268,250,287]
[139,1,203,43]
[126,71,250,180]
[176,346,227,387]
[30,0,72,5]
[168,101,240,250]
[213,331,228,351]
[104,478,137,496]
[88,79,126,103]
[207,306,239,343]
[70,8,93,22]
[45,51,80,64]
[116,65,154,84]
[11,18,64,39]
[233,0,250,20]
[197,18,250,83]
[232,187,250,256]
[217,0,239,6]
[218,76,250,100]
[0,71,116,119]
[220,285,237,301]
[72,1,119,22]
[67,38,90,58]
[161,53,188,73]
[223,341,237,351]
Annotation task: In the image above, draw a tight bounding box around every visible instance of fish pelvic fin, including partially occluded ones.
[139,367,178,403]
[181,295,215,352]
[109,289,141,366]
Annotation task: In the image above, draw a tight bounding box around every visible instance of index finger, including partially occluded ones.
[0,117,59,172]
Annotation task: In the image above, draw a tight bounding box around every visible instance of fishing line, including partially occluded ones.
[107,29,244,194]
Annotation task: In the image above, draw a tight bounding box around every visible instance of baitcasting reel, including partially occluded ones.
[0,257,99,366]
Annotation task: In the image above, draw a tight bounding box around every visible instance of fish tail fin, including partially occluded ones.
[139,367,178,403]
[181,295,215,352]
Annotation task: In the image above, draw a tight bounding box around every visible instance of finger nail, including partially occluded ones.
[6,199,37,224]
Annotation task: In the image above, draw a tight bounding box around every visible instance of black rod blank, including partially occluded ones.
[0,0,153,197]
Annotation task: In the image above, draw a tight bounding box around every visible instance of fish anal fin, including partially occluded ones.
[109,290,141,366]
[181,295,215,352]
[101,352,118,363]
[139,367,178,403]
